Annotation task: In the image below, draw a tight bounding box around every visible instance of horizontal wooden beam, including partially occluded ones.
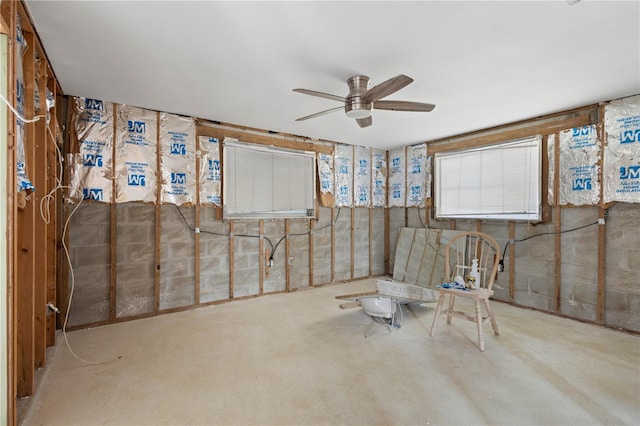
[427,106,596,154]
[197,122,333,155]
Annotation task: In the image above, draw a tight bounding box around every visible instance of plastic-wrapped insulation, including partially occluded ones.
[334,144,353,207]
[603,95,640,203]
[388,147,406,207]
[317,152,334,207]
[547,134,555,205]
[558,125,601,206]
[353,146,371,207]
[15,14,34,192]
[115,105,158,203]
[406,143,428,207]
[199,136,221,206]
[371,148,387,207]
[160,113,196,205]
[69,97,114,202]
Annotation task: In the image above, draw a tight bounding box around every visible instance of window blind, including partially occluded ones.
[434,137,541,220]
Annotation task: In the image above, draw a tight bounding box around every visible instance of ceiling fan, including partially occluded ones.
[293,74,435,128]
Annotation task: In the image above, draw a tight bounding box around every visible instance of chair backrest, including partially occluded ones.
[444,231,500,292]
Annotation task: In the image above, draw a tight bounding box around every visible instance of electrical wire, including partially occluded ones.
[3,77,110,364]
[500,220,599,262]
[0,92,46,123]
[60,198,102,365]
[176,205,342,263]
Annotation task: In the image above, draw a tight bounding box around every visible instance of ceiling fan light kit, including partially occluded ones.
[294,74,435,128]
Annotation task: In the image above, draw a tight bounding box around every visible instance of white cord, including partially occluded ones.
[60,197,103,365]
[0,92,46,123]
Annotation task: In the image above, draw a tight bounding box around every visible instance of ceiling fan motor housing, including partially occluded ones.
[345,75,372,119]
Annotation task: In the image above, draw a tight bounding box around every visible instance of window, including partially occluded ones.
[223,140,316,219]
[434,136,541,221]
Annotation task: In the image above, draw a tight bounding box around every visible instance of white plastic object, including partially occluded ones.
[470,259,481,289]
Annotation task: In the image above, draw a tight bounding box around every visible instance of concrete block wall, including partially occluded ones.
[68,203,111,326]
[370,208,385,276]
[334,207,351,281]
[200,206,230,303]
[232,221,261,297]
[480,222,511,302]
[287,219,310,290]
[312,207,332,285]
[263,220,286,293]
[353,208,370,278]
[560,207,599,321]
[116,203,155,318]
[388,207,406,272]
[604,203,640,331]
[159,205,196,309]
[514,220,558,312]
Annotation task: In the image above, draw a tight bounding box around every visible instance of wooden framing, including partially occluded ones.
[2,6,636,423]
[553,133,562,312]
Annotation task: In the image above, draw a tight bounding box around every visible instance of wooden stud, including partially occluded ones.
[384,207,390,275]
[154,112,161,312]
[596,104,607,323]
[259,220,264,293]
[331,208,335,282]
[350,208,355,280]
[368,208,372,277]
[553,132,561,312]
[3,0,17,420]
[16,28,36,398]
[45,75,57,348]
[110,104,117,320]
[229,220,235,298]
[285,219,291,291]
[509,221,516,302]
[32,43,47,369]
[309,219,314,287]
[194,132,201,304]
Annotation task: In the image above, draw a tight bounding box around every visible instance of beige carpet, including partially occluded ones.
[23,278,640,425]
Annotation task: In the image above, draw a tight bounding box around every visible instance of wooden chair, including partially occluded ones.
[429,231,500,351]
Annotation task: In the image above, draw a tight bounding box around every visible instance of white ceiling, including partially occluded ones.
[25,1,640,150]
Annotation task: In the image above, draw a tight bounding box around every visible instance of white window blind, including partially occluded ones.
[223,140,316,219]
[434,137,541,221]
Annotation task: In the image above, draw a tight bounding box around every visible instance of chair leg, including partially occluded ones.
[484,298,499,336]
[446,295,456,324]
[429,294,446,336]
[475,300,485,351]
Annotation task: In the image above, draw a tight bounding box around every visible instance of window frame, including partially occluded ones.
[222,140,316,220]
[434,136,542,221]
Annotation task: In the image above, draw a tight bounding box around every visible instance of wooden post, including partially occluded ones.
[194,133,201,304]
[384,207,390,275]
[331,208,335,282]
[596,104,607,323]
[368,208,372,277]
[553,133,561,312]
[33,43,47,369]
[154,112,161,311]
[285,219,291,291]
[110,104,117,320]
[509,221,516,302]
[309,219,314,286]
[16,29,36,397]
[45,75,58,348]
[259,219,264,293]
[350,208,355,279]
[229,220,235,298]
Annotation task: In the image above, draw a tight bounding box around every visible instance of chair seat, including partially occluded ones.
[436,287,494,299]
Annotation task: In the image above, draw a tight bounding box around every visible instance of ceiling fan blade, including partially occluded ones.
[293,88,345,103]
[356,116,372,128]
[295,106,344,122]
[361,74,413,103]
[374,100,436,112]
